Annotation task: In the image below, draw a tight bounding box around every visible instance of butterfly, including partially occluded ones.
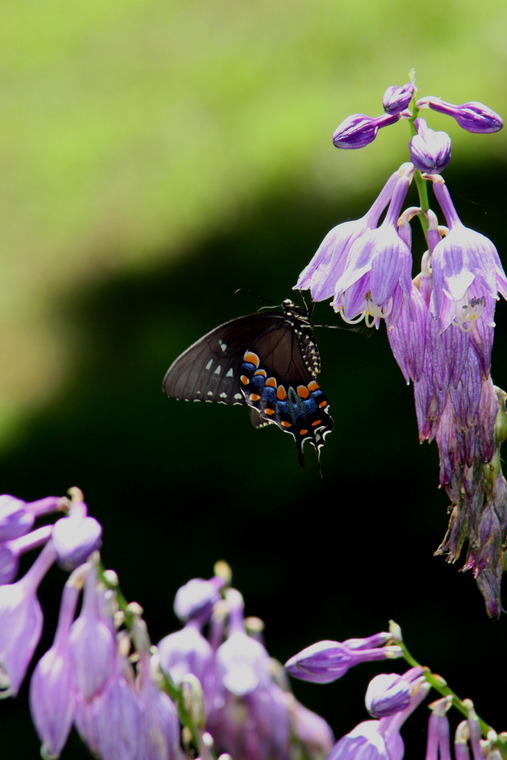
[162,299,333,466]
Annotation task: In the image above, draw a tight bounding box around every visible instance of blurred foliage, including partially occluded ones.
[1,0,507,757]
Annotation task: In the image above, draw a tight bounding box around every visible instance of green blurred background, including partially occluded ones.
[2,0,507,756]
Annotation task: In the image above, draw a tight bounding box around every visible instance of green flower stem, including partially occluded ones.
[406,90,430,241]
[398,636,495,737]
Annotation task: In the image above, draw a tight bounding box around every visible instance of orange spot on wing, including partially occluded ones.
[254,369,267,377]
[249,393,260,402]
[308,381,320,392]
[265,377,277,388]
[311,419,322,427]
[244,351,260,368]
[240,375,249,386]
[277,386,287,400]
[281,420,291,428]
[319,400,328,408]
[297,385,310,399]
[299,429,308,435]
[264,408,275,415]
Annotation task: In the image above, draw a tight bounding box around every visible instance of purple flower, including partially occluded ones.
[0,540,56,696]
[173,575,225,623]
[332,166,414,326]
[288,698,335,759]
[429,177,507,333]
[365,668,423,719]
[0,526,53,586]
[329,679,429,760]
[29,572,82,757]
[425,697,452,760]
[383,83,416,115]
[52,513,102,571]
[295,170,399,301]
[417,96,503,134]
[285,633,402,684]
[157,619,215,706]
[93,655,142,760]
[134,620,181,760]
[68,562,116,700]
[0,495,60,542]
[333,112,400,149]
[409,118,451,173]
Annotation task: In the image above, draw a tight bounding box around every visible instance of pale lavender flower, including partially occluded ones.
[417,97,503,134]
[429,177,507,334]
[52,512,102,571]
[425,697,452,760]
[383,83,416,115]
[295,170,399,301]
[0,525,53,585]
[174,575,225,623]
[285,633,402,684]
[157,619,215,706]
[0,540,57,697]
[0,495,60,542]
[135,620,181,760]
[409,118,451,173]
[329,679,430,760]
[332,112,400,149]
[93,653,142,760]
[68,561,116,700]
[332,165,414,326]
[29,569,83,758]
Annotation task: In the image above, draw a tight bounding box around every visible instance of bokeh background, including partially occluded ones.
[2,1,507,756]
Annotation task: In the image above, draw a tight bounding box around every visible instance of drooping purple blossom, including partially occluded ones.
[29,569,83,758]
[295,170,400,302]
[68,560,117,700]
[0,540,57,697]
[331,164,414,326]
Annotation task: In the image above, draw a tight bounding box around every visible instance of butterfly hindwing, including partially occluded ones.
[163,301,333,464]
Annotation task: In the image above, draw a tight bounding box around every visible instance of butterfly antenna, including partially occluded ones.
[234,288,275,305]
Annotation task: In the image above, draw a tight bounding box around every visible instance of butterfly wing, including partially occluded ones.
[240,320,333,465]
[162,314,282,405]
[163,306,333,465]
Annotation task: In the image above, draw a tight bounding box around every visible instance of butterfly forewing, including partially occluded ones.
[163,314,286,405]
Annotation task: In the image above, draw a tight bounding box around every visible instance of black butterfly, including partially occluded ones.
[162,299,333,465]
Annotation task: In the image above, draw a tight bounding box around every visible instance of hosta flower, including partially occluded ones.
[295,170,399,301]
[29,573,82,757]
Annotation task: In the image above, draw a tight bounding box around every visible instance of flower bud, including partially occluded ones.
[365,673,412,717]
[417,97,503,133]
[409,117,451,172]
[383,83,416,114]
[332,112,400,149]
[52,514,102,571]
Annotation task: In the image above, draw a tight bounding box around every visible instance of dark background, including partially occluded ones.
[2,162,507,757]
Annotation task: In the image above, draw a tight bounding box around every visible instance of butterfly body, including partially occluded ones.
[163,300,333,464]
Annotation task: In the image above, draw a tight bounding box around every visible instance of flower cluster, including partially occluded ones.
[0,490,333,760]
[286,622,506,759]
[295,76,507,616]
[159,575,334,760]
